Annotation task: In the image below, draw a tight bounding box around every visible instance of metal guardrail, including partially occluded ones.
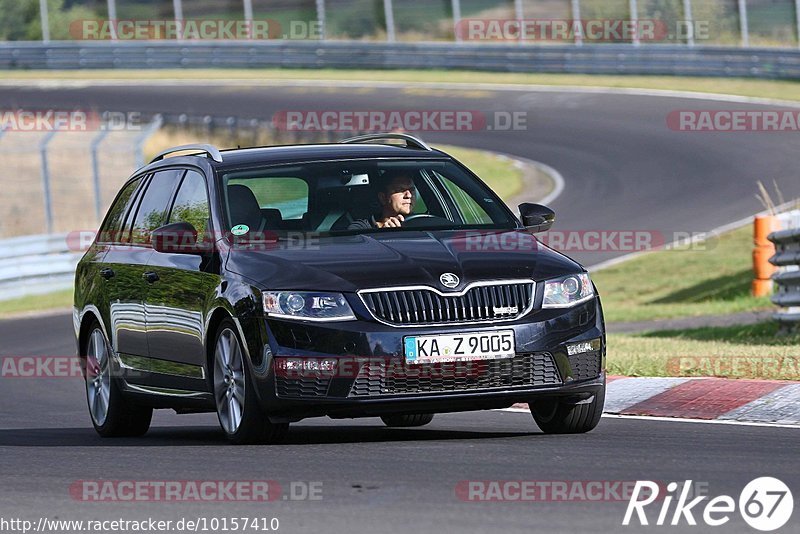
[769,227,800,325]
[0,233,79,301]
[1,41,800,79]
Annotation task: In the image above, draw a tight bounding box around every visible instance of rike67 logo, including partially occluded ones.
[623,477,794,531]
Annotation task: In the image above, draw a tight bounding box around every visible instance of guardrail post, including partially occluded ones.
[134,115,163,169]
[91,129,111,223]
[107,0,118,40]
[514,0,524,43]
[795,0,800,48]
[39,131,57,234]
[682,0,695,46]
[452,0,463,42]
[38,0,50,43]
[316,0,326,40]
[243,0,253,37]
[738,0,750,47]
[173,0,184,41]
[571,0,583,46]
[629,0,640,46]
[383,0,396,42]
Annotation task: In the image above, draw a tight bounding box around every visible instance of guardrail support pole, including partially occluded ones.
[134,115,163,170]
[682,0,695,46]
[39,131,57,234]
[173,0,184,41]
[91,130,111,223]
[452,0,463,42]
[629,0,640,46]
[571,0,583,46]
[514,0,524,43]
[795,0,800,48]
[315,0,326,40]
[38,0,50,43]
[107,0,118,40]
[738,0,750,47]
[243,0,253,30]
[383,0,396,42]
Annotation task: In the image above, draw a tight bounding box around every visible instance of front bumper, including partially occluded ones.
[247,297,605,420]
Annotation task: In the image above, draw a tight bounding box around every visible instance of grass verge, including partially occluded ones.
[592,225,772,323]
[608,322,800,380]
[0,289,73,318]
[3,69,800,103]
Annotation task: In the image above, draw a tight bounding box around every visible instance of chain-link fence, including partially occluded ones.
[5,0,799,48]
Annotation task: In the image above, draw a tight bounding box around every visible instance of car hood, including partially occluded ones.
[225,229,583,292]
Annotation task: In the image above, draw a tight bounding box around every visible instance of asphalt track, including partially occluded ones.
[1,81,799,533]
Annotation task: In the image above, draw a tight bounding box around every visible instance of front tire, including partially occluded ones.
[213,320,288,444]
[84,322,152,437]
[381,413,435,427]
[530,383,605,434]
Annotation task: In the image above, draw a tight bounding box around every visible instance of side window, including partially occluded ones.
[130,169,184,245]
[99,177,141,243]
[436,173,493,225]
[168,170,210,236]
[227,176,309,220]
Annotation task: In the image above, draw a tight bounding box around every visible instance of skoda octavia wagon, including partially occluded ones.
[74,133,606,444]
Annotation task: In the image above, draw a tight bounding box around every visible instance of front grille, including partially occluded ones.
[348,353,560,397]
[359,281,534,326]
[275,376,331,398]
[567,351,602,381]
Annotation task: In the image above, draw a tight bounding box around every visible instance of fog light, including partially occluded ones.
[566,338,601,356]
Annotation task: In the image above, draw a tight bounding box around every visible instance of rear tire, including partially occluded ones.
[381,413,435,427]
[83,322,152,437]
[213,319,288,444]
[530,383,605,434]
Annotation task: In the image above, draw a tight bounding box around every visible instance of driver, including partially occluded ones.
[348,170,416,230]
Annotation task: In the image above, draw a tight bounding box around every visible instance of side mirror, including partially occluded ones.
[152,222,203,254]
[518,203,555,233]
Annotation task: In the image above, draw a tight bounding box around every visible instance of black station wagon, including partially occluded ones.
[73,133,606,444]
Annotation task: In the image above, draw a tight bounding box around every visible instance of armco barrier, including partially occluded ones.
[0,233,79,301]
[0,41,799,79]
[769,227,800,326]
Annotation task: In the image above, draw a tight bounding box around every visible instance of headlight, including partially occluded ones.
[263,291,356,321]
[542,273,594,308]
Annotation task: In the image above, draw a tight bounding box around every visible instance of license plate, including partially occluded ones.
[404,330,515,364]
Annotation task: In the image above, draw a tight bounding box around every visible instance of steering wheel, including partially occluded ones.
[403,214,435,222]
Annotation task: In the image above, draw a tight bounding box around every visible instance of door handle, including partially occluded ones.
[143,271,159,283]
[99,268,115,280]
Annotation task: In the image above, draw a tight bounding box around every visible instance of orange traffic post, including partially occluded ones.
[752,215,779,297]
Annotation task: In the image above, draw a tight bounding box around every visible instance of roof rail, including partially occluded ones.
[340,133,432,151]
[150,144,223,164]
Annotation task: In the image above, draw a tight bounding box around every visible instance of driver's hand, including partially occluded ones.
[379,215,404,228]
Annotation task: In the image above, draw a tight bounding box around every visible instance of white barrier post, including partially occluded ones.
[629,0,640,46]
[383,0,396,42]
[738,0,749,47]
[107,0,118,40]
[91,130,111,223]
[571,0,583,46]
[243,0,254,37]
[316,0,326,40]
[173,0,184,41]
[39,0,50,42]
[683,0,695,46]
[514,0,524,43]
[452,0,462,42]
[795,0,800,48]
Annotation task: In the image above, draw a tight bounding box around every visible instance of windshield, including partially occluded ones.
[220,158,517,237]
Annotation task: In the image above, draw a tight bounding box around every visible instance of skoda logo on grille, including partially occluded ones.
[439,273,460,289]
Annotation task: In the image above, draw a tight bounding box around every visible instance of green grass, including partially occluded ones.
[438,144,523,201]
[592,225,773,323]
[0,289,73,318]
[608,322,800,379]
[3,69,800,103]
